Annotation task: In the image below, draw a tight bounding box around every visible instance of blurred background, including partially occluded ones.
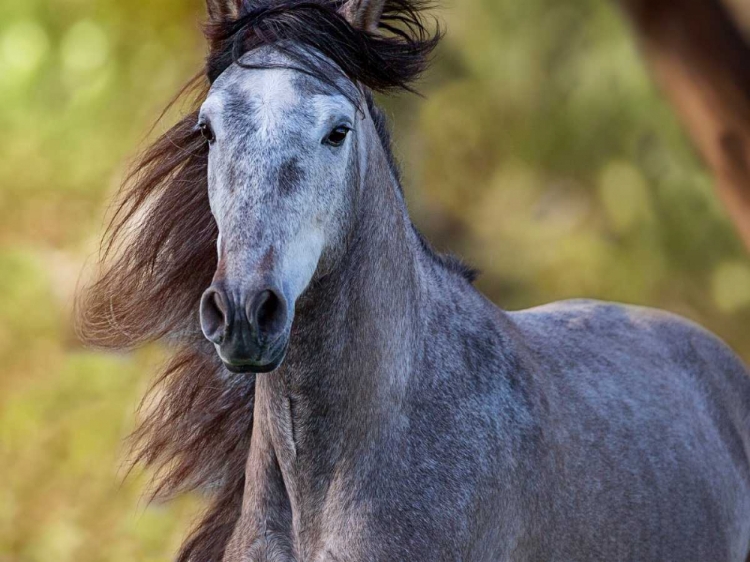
[1,0,749,560]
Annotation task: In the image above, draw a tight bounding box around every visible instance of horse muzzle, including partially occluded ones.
[199,281,291,374]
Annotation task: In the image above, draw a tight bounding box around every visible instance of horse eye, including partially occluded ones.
[199,122,215,144]
[324,126,350,147]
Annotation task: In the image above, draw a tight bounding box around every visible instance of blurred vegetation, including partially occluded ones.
[1,0,748,560]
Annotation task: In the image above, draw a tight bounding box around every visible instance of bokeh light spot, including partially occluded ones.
[599,161,652,232]
[0,20,49,78]
[712,261,750,313]
[61,20,109,76]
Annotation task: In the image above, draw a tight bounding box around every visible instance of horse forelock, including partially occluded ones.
[203,0,441,92]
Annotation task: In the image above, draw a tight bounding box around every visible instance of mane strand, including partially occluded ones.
[205,0,441,92]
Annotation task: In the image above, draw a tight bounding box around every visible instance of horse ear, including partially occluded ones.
[206,0,243,21]
[340,0,387,32]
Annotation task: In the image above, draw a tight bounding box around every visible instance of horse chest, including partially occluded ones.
[229,476,477,562]
[229,412,517,562]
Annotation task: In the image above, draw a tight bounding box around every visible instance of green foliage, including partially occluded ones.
[0,0,748,560]
[0,1,206,559]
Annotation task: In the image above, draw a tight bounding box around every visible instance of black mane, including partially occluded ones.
[205,0,440,91]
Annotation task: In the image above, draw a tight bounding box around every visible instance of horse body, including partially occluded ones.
[221,147,750,562]
[77,0,750,559]
[221,209,750,561]
[214,63,750,558]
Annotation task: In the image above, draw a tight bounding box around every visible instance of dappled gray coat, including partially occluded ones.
[76,0,750,560]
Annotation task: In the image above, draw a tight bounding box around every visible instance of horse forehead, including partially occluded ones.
[242,68,299,110]
[214,70,304,131]
[208,47,357,133]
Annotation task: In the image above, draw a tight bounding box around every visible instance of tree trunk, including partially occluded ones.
[619,0,750,250]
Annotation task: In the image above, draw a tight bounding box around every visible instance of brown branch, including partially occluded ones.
[619,0,750,250]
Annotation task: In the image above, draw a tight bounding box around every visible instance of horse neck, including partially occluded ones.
[287,134,422,410]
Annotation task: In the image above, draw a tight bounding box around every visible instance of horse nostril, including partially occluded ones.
[247,289,287,337]
[200,287,229,344]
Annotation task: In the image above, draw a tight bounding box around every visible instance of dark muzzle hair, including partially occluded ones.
[75,1,441,562]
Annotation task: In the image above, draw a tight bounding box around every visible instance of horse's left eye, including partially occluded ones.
[324,126,350,147]
[199,122,215,144]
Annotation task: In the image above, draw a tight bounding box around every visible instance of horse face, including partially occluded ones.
[198,48,361,374]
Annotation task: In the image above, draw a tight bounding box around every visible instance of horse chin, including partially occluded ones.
[221,340,289,375]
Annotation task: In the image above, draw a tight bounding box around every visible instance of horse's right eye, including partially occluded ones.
[199,122,215,144]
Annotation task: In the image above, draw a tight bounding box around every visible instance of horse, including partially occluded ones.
[76,0,750,560]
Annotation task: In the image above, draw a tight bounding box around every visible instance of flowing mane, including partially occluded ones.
[75,1,440,560]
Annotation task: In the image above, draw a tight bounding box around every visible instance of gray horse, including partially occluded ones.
[77,0,750,560]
